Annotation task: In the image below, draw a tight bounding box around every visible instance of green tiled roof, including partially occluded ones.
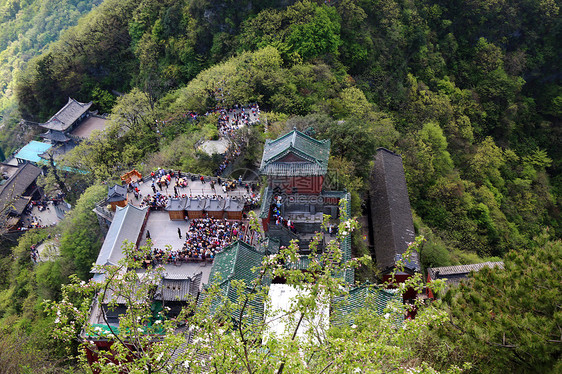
[208,241,265,285]
[286,254,316,270]
[259,187,273,219]
[340,192,352,262]
[257,237,280,254]
[332,284,403,326]
[218,281,267,325]
[14,141,52,164]
[260,129,331,176]
[202,241,269,325]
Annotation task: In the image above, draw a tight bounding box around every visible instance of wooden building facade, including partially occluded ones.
[107,184,128,211]
[185,198,207,219]
[165,197,187,221]
[224,197,245,220]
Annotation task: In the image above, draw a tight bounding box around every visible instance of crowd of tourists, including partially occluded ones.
[152,103,261,178]
[153,104,259,138]
[30,244,39,262]
[216,104,259,137]
[271,197,297,233]
[143,218,245,265]
[215,142,242,176]
[140,193,168,209]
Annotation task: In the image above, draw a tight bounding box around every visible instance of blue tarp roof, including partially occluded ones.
[14,141,52,163]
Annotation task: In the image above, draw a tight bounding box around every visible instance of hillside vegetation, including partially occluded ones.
[16,0,561,259]
[0,0,560,372]
[0,0,103,158]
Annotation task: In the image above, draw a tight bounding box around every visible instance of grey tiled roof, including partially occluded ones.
[224,197,244,212]
[40,98,92,132]
[93,204,148,269]
[166,196,187,211]
[427,262,504,285]
[0,163,41,216]
[260,129,331,176]
[107,184,127,202]
[206,198,226,212]
[370,148,419,274]
[185,197,207,211]
[156,272,202,302]
[41,130,70,142]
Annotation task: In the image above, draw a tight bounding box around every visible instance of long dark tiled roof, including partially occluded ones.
[93,204,148,270]
[427,262,504,285]
[370,148,419,274]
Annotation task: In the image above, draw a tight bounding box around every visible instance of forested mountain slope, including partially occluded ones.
[0,0,103,158]
[0,0,560,371]
[15,0,560,260]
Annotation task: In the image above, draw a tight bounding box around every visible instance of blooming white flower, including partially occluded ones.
[351,324,357,329]
[384,313,390,319]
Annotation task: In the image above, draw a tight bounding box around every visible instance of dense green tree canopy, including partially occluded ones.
[440,238,562,373]
[0,0,560,371]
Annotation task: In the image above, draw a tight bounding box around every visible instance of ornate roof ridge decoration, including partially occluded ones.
[260,129,331,176]
[107,184,127,202]
[40,97,92,132]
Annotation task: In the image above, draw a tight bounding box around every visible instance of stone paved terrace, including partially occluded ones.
[125,174,259,205]
[139,210,188,252]
[109,174,260,287]
[70,116,108,139]
[21,201,65,228]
